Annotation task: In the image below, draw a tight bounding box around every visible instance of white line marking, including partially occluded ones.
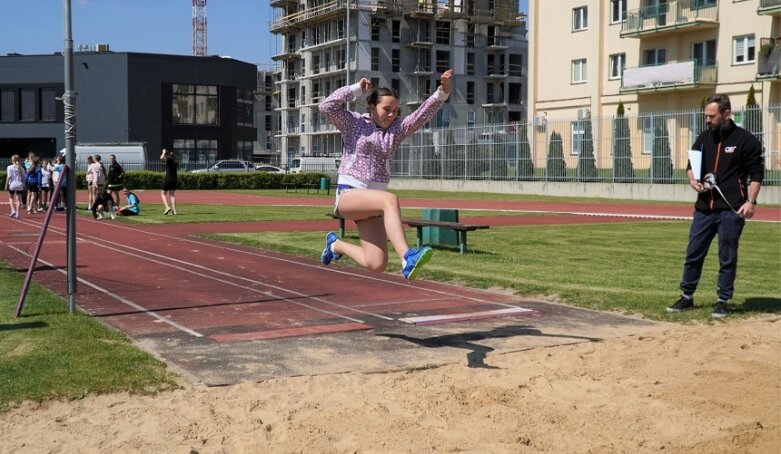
[399,307,536,324]
[12,217,370,324]
[7,244,204,337]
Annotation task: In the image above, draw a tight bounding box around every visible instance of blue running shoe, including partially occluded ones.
[401,246,433,280]
[321,232,342,265]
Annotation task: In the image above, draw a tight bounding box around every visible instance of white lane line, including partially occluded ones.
[7,244,204,337]
[13,218,370,323]
[399,307,536,325]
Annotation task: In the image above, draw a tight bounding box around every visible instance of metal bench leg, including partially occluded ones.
[416,226,423,249]
[339,218,345,238]
[458,231,467,254]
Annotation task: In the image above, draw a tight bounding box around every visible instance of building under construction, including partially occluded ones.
[269,0,528,164]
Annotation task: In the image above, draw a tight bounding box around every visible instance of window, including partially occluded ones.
[236,89,253,127]
[466,24,475,48]
[392,49,400,72]
[642,116,654,154]
[371,20,381,41]
[173,84,218,125]
[371,47,380,71]
[572,58,587,83]
[392,20,400,42]
[0,88,14,122]
[692,0,716,8]
[466,81,475,104]
[733,35,755,64]
[467,110,475,130]
[337,19,345,39]
[371,77,380,89]
[435,21,450,45]
[40,88,56,122]
[611,0,626,23]
[391,78,400,95]
[466,52,475,75]
[609,53,625,80]
[435,109,450,128]
[692,40,716,67]
[509,54,523,77]
[573,6,588,31]
[313,55,320,74]
[20,88,35,121]
[436,50,450,73]
[571,120,586,155]
[644,48,666,66]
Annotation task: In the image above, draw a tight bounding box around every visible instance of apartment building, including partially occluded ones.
[529,0,779,119]
[270,0,528,165]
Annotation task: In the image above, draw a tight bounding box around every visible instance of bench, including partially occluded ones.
[283,182,328,195]
[326,213,489,254]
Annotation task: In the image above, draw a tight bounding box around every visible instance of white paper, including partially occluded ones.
[688,150,702,180]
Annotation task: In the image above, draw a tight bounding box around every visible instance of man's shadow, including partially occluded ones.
[738,297,781,314]
[379,325,601,369]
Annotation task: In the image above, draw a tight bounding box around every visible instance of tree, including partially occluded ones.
[576,117,598,181]
[650,117,673,183]
[516,123,534,180]
[744,84,763,144]
[546,131,566,181]
[612,100,634,182]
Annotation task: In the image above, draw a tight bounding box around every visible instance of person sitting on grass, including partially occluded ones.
[116,186,140,216]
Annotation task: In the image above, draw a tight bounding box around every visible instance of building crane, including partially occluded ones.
[192,0,207,56]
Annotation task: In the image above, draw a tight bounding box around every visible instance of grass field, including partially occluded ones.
[2,192,779,410]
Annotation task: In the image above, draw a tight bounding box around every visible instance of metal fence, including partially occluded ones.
[390,105,780,185]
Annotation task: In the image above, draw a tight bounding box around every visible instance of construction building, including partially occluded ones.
[269,0,528,165]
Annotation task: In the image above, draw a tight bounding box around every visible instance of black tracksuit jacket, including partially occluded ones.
[690,120,764,212]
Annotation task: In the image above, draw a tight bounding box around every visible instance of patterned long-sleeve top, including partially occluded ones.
[319,83,448,188]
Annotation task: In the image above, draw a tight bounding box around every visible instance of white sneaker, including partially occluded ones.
[110,213,116,220]
[96,213,103,220]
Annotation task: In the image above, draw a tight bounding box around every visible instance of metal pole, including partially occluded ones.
[63,0,78,314]
[345,0,350,86]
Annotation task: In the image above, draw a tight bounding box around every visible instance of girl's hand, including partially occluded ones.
[440,69,453,94]
[359,78,373,93]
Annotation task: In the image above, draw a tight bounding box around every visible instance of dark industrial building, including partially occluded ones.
[0,50,257,167]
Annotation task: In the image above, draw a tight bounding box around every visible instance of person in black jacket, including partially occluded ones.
[667,94,764,318]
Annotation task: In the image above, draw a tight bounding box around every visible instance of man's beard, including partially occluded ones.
[708,119,731,139]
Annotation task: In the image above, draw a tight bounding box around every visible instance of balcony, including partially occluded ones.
[758,0,781,15]
[270,0,296,7]
[620,60,717,92]
[758,38,781,79]
[270,0,349,33]
[484,36,510,52]
[622,0,719,38]
[271,49,300,61]
[405,29,433,48]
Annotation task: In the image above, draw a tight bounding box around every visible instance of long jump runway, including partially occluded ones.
[0,207,662,385]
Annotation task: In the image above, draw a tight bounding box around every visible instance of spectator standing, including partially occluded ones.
[85,155,96,210]
[5,154,25,219]
[106,154,125,206]
[39,159,52,210]
[666,94,764,318]
[51,155,67,210]
[25,157,42,214]
[160,148,178,215]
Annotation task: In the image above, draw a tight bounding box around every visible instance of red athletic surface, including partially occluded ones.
[2,191,778,344]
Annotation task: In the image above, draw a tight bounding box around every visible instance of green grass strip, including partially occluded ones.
[0,264,179,410]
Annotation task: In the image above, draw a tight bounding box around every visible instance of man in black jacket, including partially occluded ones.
[667,94,763,318]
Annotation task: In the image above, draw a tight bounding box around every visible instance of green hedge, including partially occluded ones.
[1,171,330,190]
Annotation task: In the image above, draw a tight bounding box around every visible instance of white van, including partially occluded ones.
[59,143,147,171]
[289,157,340,180]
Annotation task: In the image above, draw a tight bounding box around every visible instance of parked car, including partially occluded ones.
[254,164,284,173]
[190,159,255,173]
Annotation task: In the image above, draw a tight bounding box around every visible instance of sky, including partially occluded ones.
[0,0,528,68]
